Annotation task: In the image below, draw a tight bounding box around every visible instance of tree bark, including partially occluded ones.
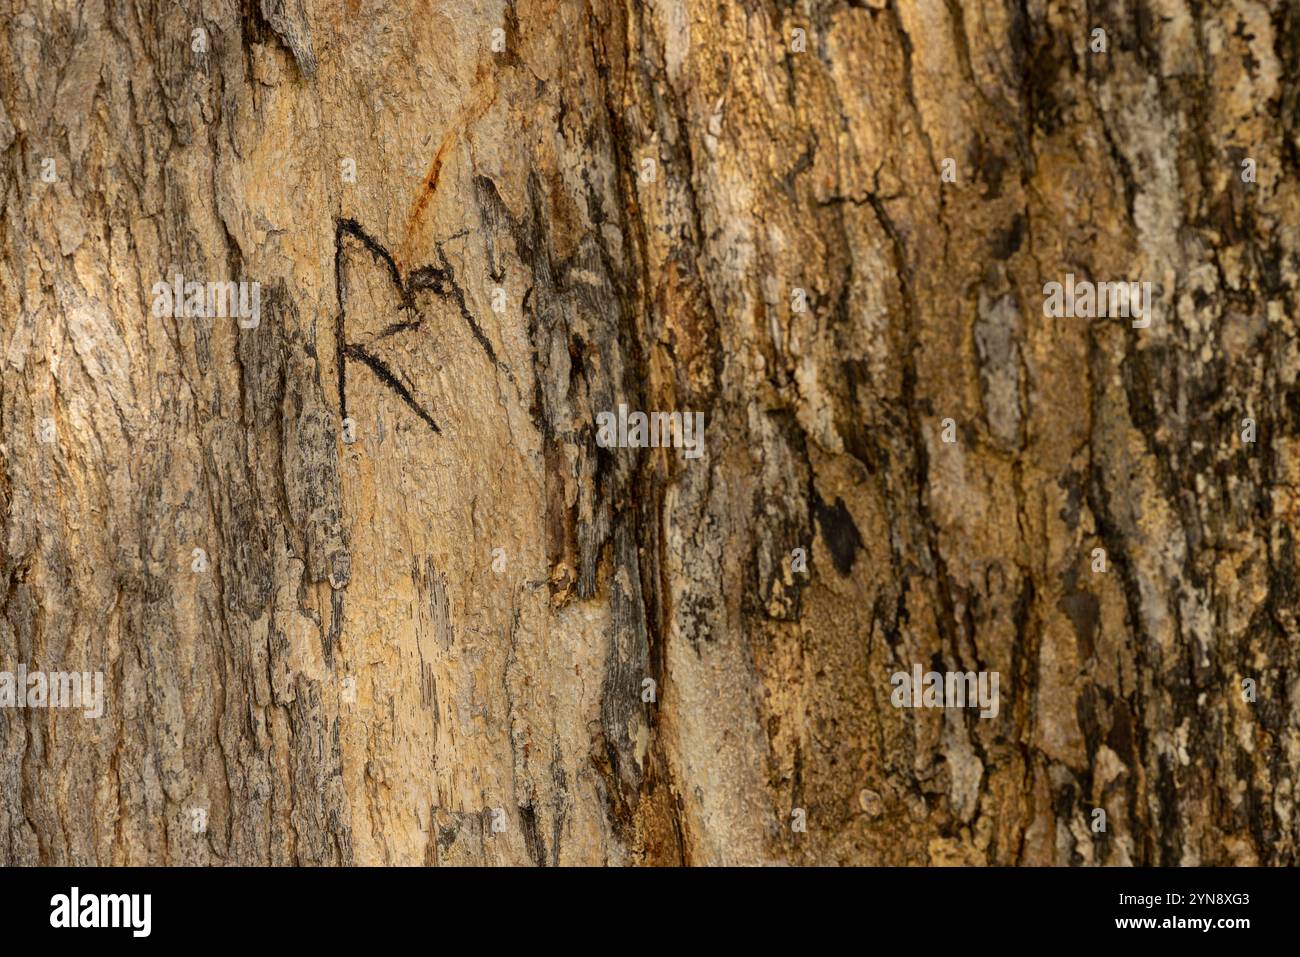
[1,0,1297,865]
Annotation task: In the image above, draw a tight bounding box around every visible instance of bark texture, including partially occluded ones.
[2,0,1299,865]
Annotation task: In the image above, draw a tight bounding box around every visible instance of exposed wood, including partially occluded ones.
[1,0,1298,865]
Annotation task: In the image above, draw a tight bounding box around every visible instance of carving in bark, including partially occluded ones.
[1,0,1297,866]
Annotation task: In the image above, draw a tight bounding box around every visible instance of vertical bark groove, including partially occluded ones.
[1,0,1297,865]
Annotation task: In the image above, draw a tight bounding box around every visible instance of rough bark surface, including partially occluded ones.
[1,0,1298,865]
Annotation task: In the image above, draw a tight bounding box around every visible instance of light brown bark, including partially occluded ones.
[1,0,1298,865]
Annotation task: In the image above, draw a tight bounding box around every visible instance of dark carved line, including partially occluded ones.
[333,216,509,435]
[335,309,349,420]
[342,343,441,434]
[336,217,409,308]
[376,318,423,339]
[433,244,505,373]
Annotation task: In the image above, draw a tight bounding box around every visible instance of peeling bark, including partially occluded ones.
[1,0,1298,865]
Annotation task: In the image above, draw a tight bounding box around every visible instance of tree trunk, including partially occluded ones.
[2,0,1297,866]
